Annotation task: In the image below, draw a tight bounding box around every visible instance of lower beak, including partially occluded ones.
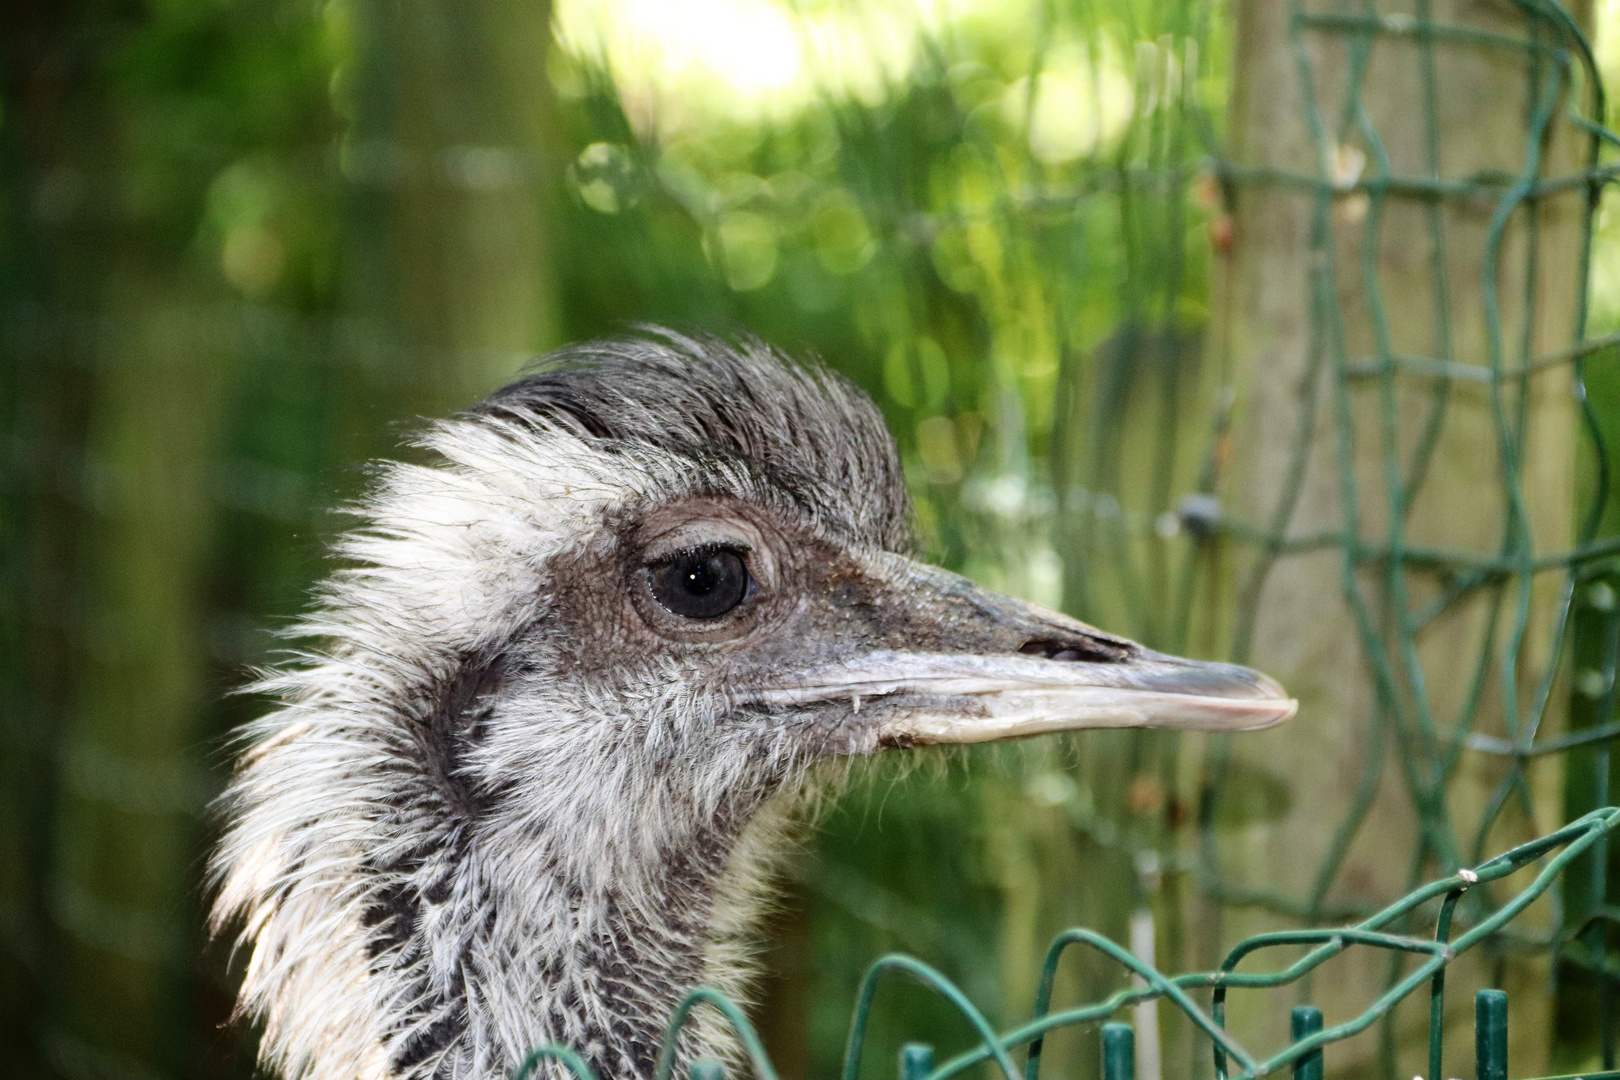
[759,649,1295,745]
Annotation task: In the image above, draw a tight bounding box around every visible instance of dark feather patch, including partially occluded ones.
[417,649,508,822]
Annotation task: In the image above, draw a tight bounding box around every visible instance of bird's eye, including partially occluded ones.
[647,548,750,619]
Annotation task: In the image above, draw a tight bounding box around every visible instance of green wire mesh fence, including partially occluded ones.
[508,810,1618,1080]
[551,0,1620,1070]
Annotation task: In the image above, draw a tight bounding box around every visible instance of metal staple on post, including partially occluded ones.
[1102,1022,1136,1080]
[1476,990,1509,1080]
[1290,1007,1323,1080]
[899,1043,935,1080]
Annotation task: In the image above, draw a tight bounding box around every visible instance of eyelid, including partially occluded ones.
[644,539,753,566]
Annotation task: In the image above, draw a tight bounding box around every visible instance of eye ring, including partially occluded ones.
[646,547,751,620]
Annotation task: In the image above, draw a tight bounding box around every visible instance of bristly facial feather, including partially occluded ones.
[211,329,1294,1080]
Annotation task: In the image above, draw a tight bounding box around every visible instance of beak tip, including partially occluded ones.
[1248,695,1299,729]
[1216,666,1297,729]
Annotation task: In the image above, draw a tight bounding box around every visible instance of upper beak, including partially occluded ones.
[754,560,1296,746]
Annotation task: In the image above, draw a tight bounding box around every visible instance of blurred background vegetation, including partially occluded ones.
[5,0,1620,1078]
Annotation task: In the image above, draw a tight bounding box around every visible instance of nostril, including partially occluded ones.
[1019,638,1128,663]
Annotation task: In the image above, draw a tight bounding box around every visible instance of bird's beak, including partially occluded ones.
[756,561,1296,747]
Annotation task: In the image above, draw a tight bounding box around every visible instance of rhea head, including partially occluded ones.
[212,330,1294,1080]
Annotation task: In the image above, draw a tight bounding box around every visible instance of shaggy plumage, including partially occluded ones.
[212,330,1293,1080]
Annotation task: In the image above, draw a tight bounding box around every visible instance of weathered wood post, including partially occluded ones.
[1210,0,1592,1071]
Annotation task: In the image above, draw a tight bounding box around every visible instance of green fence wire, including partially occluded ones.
[552,0,1620,1072]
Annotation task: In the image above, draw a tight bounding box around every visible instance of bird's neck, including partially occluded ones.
[371,773,801,1080]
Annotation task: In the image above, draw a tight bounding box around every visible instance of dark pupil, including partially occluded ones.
[648,549,749,619]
